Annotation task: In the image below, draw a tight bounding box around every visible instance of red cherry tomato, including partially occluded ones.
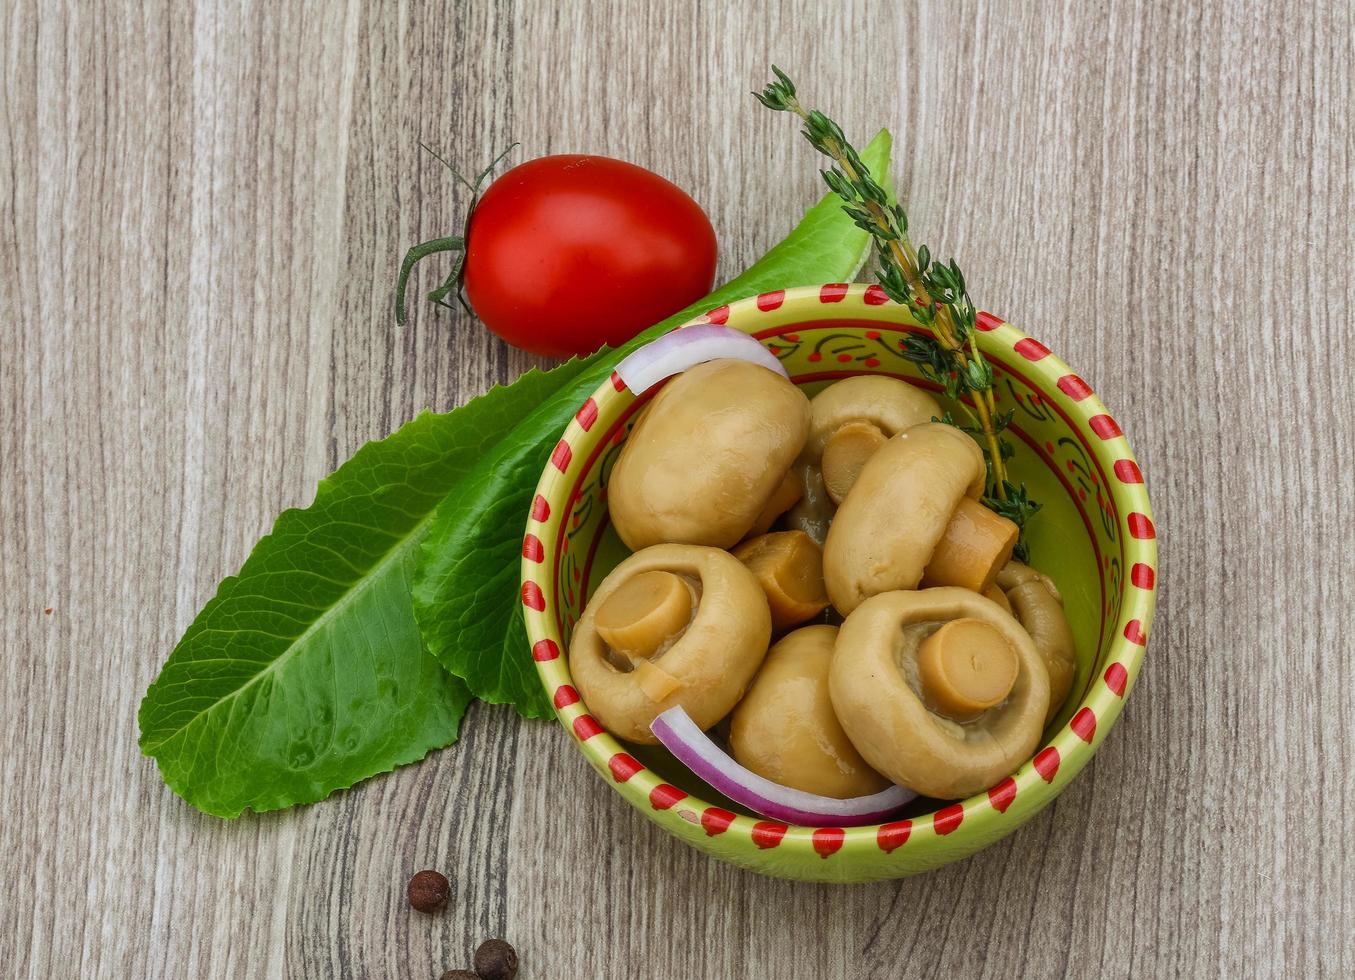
[461,155,717,358]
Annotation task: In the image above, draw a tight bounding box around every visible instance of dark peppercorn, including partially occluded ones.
[473,938,519,980]
[406,869,450,913]
[440,972,479,980]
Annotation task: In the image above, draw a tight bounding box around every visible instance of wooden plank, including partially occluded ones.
[0,0,1350,976]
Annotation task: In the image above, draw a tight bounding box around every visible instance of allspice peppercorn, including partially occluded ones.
[406,869,450,913]
[473,938,519,980]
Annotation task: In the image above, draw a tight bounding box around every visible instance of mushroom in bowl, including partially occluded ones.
[521,284,1156,882]
[731,624,890,799]
[804,375,941,505]
[607,359,811,550]
[995,561,1077,724]
[731,530,830,631]
[823,422,1019,613]
[829,588,1050,801]
[568,544,771,743]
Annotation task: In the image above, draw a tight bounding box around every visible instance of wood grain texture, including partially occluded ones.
[2,0,1351,976]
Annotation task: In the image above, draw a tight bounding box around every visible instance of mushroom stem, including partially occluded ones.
[916,617,1019,719]
[635,659,682,702]
[821,421,888,504]
[733,531,830,631]
[921,498,1019,594]
[594,570,693,661]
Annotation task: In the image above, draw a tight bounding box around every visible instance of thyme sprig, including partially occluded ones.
[755,67,1039,557]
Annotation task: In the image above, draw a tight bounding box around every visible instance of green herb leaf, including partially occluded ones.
[138,362,591,817]
[140,130,895,814]
[758,68,1039,549]
[413,130,895,718]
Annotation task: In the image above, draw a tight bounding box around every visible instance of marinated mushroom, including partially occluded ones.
[782,377,940,544]
[805,376,941,504]
[996,561,1076,723]
[730,625,891,799]
[830,588,1051,799]
[608,359,811,550]
[569,544,771,743]
[823,422,1019,614]
[732,530,830,631]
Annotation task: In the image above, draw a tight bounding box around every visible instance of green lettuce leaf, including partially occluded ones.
[138,362,592,817]
[413,129,894,719]
[140,129,894,815]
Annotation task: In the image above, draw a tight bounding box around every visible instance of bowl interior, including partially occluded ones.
[523,286,1155,880]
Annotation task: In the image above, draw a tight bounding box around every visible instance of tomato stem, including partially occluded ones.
[395,235,464,326]
[394,142,520,326]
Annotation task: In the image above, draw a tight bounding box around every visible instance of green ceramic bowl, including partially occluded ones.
[521,284,1156,881]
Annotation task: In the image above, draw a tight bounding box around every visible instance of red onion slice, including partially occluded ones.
[649,706,916,827]
[614,324,787,395]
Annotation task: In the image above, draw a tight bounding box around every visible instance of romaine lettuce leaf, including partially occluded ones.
[138,363,590,816]
[139,130,894,815]
[413,130,894,717]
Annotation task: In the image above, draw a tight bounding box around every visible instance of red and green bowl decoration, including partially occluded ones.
[521,284,1157,881]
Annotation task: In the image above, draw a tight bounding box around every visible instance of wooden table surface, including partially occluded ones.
[4,1,1352,976]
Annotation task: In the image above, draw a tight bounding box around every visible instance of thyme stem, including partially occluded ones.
[755,67,1040,554]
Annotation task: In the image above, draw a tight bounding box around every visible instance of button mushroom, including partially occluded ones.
[829,588,1051,799]
[569,544,772,743]
[804,376,942,505]
[822,422,1019,614]
[607,359,811,550]
[730,625,890,799]
[781,377,940,546]
[996,561,1077,723]
[732,530,830,631]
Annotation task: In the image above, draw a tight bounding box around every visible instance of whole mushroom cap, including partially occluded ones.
[730,625,890,799]
[607,359,811,550]
[823,422,986,614]
[569,544,772,743]
[829,587,1051,800]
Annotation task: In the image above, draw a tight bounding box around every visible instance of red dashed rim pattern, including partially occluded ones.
[521,285,1156,881]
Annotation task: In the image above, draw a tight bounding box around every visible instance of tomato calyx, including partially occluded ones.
[396,233,468,322]
[395,141,519,326]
